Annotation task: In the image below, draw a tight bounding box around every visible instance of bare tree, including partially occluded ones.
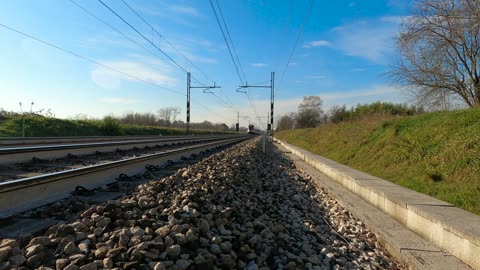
[276,112,297,131]
[297,96,323,128]
[389,0,480,108]
[157,107,181,126]
[328,105,350,123]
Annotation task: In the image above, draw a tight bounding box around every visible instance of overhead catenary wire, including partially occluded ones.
[211,92,237,114]
[0,22,185,96]
[1,24,237,126]
[285,0,295,31]
[97,0,206,87]
[245,92,258,117]
[97,0,218,90]
[214,0,247,83]
[209,0,259,119]
[280,0,314,84]
[209,0,244,85]
[273,0,295,70]
[97,0,244,124]
[119,0,215,85]
[69,0,166,68]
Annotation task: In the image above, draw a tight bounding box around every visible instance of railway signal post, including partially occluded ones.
[186,72,221,134]
[236,71,275,138]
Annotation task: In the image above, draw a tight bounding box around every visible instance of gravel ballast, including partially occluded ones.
[1,138,404,269]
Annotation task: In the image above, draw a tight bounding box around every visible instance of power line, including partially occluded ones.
[97,0,240,124]
[0,21,237,125]
[214,0,246,83]
[71,0,236,119]
[69,0,166,68]
[245,92,258,117]
[273,0,295,70]
[97,0,189,75]
[119,0,215,85]
[209,0,258,119]
[211,92,238,114]
[70,0,206,88]
[0,22,185,96]
[285,0,295,30]
[280,0,314,83]
[209,0,244,84]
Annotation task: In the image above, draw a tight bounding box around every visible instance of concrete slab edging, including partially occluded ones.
[275,139,480,270]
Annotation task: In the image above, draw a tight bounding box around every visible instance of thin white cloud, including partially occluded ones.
[170,5,200,16]
[303,40,331,48]
[305,75,327,79]
[101,97,142,104]
[380,16,410,24]
[91,56,177,89]
[288,62,297,66]
[251,63,267,67]
[332,17,401,64]
[128,3,199,26]
[320,85,400,101]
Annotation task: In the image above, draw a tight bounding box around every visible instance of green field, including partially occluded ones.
[0,115,227,137]
[275,108,480,215]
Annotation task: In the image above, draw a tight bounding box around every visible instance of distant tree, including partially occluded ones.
[328,105,350,123]
[120,112,157,126]
[157,107,181,126]
[296,96,323,128]
[389,0,480,109]
[101,116,122,135]
[277,112,297,131]
[216,123,229,131]
[172,120,185,128]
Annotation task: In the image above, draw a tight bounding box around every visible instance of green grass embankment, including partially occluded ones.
[275,109,480,215]
[0,115,225,137]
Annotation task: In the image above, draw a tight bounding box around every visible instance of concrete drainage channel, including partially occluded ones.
[275,139,478,270]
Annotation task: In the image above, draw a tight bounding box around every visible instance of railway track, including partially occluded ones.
[0,135,168,147]
[0,138,406,270]
[0,135,249,220]
[0,135,234,164]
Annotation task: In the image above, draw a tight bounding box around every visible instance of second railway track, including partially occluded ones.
[0,135,236,164]
[0,135,250,219]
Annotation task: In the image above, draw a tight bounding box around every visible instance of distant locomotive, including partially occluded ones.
[247,124,261,135]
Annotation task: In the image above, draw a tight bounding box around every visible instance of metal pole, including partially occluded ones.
[22,116,25,137]
[267,112,270,136]
[236,112,239,132]
[186,72,191,134]
[271,72,275,136]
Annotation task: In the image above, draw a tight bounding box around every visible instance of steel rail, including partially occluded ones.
[0,136,225,153]
[0,135,231,147]
[0,135,234,164]
[0,135,173,146]
[0,136,249,218]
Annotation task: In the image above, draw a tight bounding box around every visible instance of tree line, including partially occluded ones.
[276,96,424,131]
[107,107,235,132]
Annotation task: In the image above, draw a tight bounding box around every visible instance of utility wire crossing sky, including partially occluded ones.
[0,0,411,125]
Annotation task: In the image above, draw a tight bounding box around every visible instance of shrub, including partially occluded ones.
[101,116,122,136]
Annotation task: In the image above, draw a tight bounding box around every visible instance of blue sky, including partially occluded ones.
[0,0,412,126]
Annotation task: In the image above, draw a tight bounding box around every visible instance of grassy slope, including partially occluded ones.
[276,109,480,215]
[0,115,224,137]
